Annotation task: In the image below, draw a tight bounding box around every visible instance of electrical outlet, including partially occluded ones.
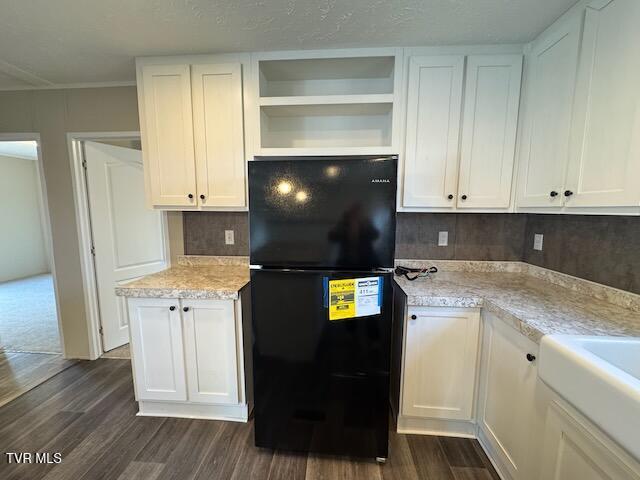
[225,230,235,245]
[438,231,449,247]
[533,233,544,251]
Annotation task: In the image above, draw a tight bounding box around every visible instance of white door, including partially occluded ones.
[182,299,239,405]
[458,55,523,209]
[402,55,464,208]
[402,307,480,420]
[128,298,187,402]
[84,141,168,352]
[540,402,640,480]
[517,13,582,208]
[477,312,540,480]
[565,0,640,208]
[192,63,246,208]
[140,64,198,208]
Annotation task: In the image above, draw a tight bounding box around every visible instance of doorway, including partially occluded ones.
[70,134,169,358]
[0,135,73,406]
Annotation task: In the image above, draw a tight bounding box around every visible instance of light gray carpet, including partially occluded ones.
[0,274,61,353]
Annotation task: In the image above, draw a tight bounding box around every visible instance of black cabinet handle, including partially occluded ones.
[564,190,573,197]
[550,191,558,197]
[461,194,468,200]
[169,306,176,311]
[447,194,454,200]
[410,314,417,320]
[199,194,205,201]
[188,193,194,199]
[183,307,190,312]
[526,353,536,362]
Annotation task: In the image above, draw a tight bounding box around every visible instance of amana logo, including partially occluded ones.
[371,179,390,183]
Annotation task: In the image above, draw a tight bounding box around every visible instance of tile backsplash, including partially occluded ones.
[183,211,640,294]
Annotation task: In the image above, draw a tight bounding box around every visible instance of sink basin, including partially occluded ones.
[539,335,640,460]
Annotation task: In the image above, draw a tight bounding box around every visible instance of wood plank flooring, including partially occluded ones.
[0,359,499,480]
[0,351,76,408]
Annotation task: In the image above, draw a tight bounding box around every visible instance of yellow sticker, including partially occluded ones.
[328,279,355,321]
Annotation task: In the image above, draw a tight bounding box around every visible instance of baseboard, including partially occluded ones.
[397,415,476,438]
[476,427,512,480]
[138,400,249,422]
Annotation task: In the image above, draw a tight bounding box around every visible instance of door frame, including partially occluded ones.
[0,132,66,356]
[68,131,169,359]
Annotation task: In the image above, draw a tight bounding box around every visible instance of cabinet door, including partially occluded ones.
[182,299,239,405]
[192,63,246,208]
[517,13,583,208]
[540,401,640,480]
[402,307,480,420]
[477,312,540,480]
[140,64,197,207]
[458,55,523,209]
[565,0,640,208]
[402,56,464,208]
[128,298,187,402]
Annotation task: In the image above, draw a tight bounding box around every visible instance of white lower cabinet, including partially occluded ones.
[399,307,480,435]
[182,299,239,405]
[477,311,545,480]
[128,298,187,402]
[127,297,249,421]
[540,400,640,480]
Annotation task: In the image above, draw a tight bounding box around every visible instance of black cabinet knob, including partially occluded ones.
[550,191,558,197]
[169,306,176,311]
[526,353,536,362]
[410,314,417,320]
[461,194,468,200]
[447,194,454,200]
[199,194,205,200]
[188,193,194,199]
[564,190,574,197]
[183,307,190,312]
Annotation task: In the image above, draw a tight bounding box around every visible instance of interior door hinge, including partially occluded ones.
[82,159,87,170]
[98,326,104,335]
[90,245,96,256]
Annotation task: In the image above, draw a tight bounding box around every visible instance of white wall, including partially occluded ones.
[0,154,49,282]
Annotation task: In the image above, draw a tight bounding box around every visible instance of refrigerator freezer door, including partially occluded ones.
[251,269,392,458]
[248,156,397,269]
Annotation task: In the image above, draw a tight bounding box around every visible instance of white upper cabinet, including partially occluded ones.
[458,55,523,209]
[140,64,198,208]
[565,0,640,208]
[517,13,583,208]
[252,50,401,156]
[137,58,247,210]
[402,56,464,208]
[192,63,246,208]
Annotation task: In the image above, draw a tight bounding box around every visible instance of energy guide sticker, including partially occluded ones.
[327,277,382,321]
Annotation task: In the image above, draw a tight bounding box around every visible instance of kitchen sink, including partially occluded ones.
[539,335,640,460]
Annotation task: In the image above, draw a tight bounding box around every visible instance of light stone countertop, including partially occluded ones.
[115,255,639,344]
[395,271,640,344]
[115,265,249,300]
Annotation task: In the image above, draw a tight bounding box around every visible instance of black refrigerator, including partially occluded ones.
[249,155,397,461]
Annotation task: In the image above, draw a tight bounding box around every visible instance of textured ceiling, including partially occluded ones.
[0,0,577,87]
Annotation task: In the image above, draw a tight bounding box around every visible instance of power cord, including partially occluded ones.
[394,265,438,281]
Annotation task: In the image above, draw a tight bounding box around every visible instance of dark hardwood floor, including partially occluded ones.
[0,359,499,480]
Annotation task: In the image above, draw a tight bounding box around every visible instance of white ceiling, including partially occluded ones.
[0,0,578,89]
[0,141,38,160]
